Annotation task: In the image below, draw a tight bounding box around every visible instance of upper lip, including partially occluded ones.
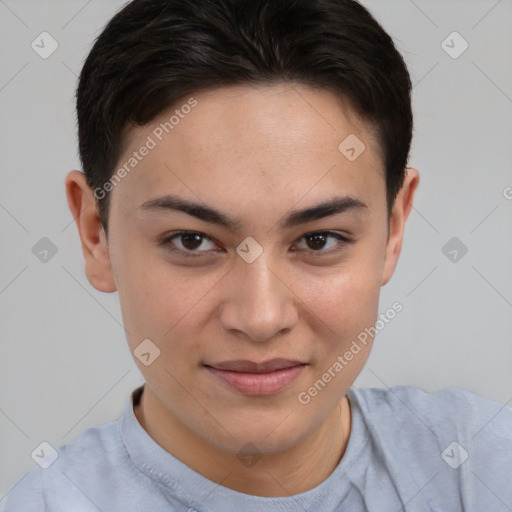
[205,358,305,373]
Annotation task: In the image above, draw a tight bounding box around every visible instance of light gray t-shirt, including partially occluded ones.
[1,384,511,511]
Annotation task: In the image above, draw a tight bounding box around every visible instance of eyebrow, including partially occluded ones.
[139,194,368,231]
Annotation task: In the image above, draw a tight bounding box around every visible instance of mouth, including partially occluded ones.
[203,358,307,396]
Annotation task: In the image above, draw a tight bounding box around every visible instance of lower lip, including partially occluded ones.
[205,365,306,396]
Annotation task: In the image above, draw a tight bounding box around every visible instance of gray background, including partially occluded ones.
[1,0,511,498]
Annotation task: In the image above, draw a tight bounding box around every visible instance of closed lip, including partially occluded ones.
[203,358,306,373]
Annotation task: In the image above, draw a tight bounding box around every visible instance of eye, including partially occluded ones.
[294,231,351,255]
[159,231,219,257]
[160,230,351,258]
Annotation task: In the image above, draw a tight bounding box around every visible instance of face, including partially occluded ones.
[69,83,417,455]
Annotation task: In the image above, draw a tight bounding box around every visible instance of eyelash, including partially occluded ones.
[159,230,352,258]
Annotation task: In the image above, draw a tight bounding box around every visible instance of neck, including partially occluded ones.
[134,386,351,497]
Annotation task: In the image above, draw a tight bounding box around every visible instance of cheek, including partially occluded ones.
[294,272,380,397]
[296,248,383,325]
[290,257,383,385]
[308,272,380,349]
[115,249,223,353]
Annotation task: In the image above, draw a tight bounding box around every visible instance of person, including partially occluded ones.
[2,0,511,510]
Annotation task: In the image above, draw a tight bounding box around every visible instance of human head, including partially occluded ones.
[66,0,419,463]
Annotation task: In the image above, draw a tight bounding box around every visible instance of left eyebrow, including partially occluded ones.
[139,194,368,231]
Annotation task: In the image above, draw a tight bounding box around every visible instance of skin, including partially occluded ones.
[65,82,419,497]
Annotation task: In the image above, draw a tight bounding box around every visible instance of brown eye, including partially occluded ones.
[305,233,329,251]
[295,231,351,255]
[160,231,219,257]
[180,233,204,250]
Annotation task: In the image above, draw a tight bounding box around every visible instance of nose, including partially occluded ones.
[219,253,298,342]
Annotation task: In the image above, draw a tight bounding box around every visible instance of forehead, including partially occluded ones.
[113,83,385,214]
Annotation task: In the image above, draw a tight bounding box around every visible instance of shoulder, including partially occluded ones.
[0,466,43,511]
[349,385,512,491]
[0,419,126,511]
[350,384,512,439]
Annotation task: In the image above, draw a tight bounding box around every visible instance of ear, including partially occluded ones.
[65,170,117,293]
[381,167,420,286]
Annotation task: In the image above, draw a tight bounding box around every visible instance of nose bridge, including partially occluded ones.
[243,249,278,298]
[223,247,297,341]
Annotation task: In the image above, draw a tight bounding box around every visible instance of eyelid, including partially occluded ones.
[159,231,220,257]
[295,230,351,247]
[159,230,353,258]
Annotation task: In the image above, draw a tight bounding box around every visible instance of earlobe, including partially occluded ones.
[381,167,420,286]
[65,170,117,293]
